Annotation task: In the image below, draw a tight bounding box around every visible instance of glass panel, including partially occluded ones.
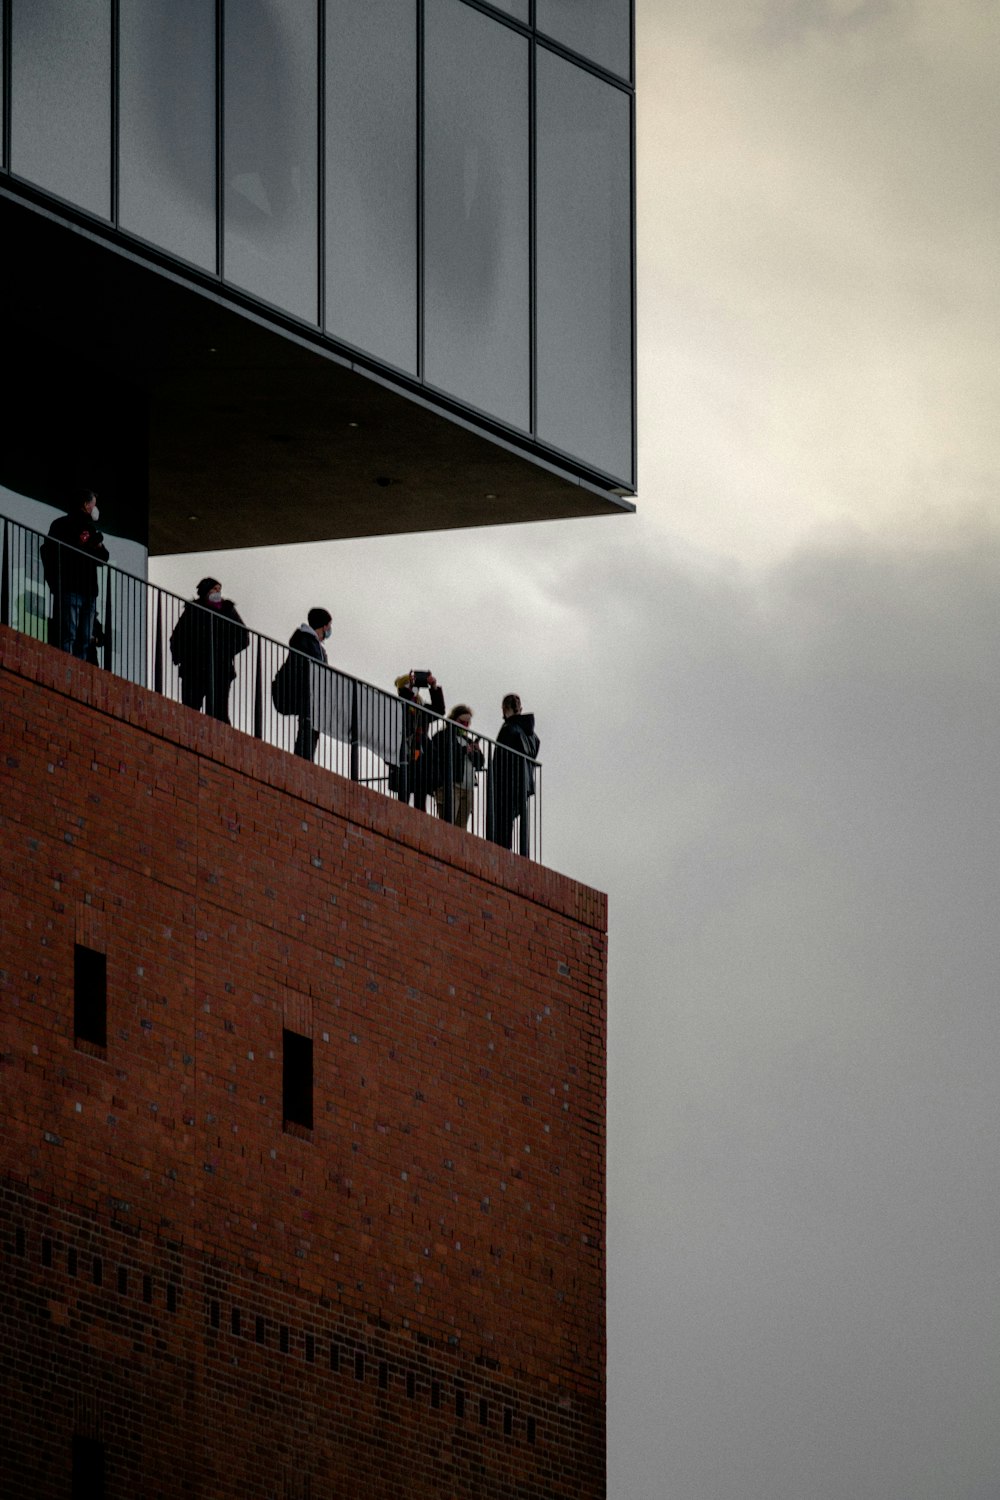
[119,0,217,271]
[536,0,631,81]
[10,0,111,219]
[224,0,318,322]
[424,0,529,431]
[536,50,632,482]
[325,0,416,373]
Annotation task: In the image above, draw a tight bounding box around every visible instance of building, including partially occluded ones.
[1,4,628,1495]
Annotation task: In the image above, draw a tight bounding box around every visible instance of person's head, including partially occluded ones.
[449,704,474,728]
[74,490,98,516]
[308,607,333,640]
[501,693,522,719]
[197,577,222,601]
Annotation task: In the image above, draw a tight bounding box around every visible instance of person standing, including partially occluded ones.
[169,577,249,724]
[40,490,109,659]
[487,693,540,854]
[431,704,484,829]
[271,608,333,762]
[393,670,445,811]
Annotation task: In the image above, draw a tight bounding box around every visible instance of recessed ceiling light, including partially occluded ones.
[188,514,198,521]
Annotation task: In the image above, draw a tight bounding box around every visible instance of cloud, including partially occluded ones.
[592,516,1000,1500]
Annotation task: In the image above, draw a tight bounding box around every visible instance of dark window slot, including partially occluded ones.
[117,1266,128,1295]
[282,1028,313,1132]
[143,1275,153,1304]
[42,1237,53,1268]
[92,1257,103,1287]
[231,1306,241,1336]
[72,1435,106,1500]
[504,1407,513,1436]
[256,1316,266,1345]
[280,1325,290,1353]
[74,943,107,1049]
[210,1300,220,1329]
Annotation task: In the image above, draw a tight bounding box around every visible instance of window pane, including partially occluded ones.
[10,0,111,219]
[536,51,632,482]
[424,0,529,431]
[325,0,416,373]
[536,0,631,81]
[224,0,318,322]
[119,0,217,271]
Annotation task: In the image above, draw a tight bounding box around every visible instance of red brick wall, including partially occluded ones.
[0,627,607,1499]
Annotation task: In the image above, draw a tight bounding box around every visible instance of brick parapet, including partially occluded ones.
[0,627,607,1497]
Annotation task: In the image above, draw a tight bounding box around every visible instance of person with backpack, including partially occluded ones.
[271,608,333,761]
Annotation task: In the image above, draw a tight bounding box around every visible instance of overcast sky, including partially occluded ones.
[151,3,1000,1495]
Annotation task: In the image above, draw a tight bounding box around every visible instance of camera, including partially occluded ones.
[411,670,433,688]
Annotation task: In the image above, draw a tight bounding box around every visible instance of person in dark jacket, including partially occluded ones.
[487,693,540,854]
[169,577,249,724]
[430,704,484,829]
[394,670,445,811]
[271,608,333,761]
[40,490,109,659]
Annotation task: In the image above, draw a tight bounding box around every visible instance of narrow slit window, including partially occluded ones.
[406,1371,415,1400]
[282,1028,313,1132]
[231,1306,241,1337]
[378,1361,388,1390]
[143,1275,153,1304]
[72,1435,106,1500]
[74,943,107,1050]
[42,1237,53,1268]
[256,1316,266,1345]
[305,1333,315,1363]
[280,1325,290,1354]
[330,1341,340,1372]
[117,1266,128,1295]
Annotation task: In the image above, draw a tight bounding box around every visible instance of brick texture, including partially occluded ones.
[0,627,607,1498]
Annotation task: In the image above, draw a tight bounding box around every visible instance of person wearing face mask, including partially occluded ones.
[169,577,250,724]
[40,489,110,659]
[271,608,333,761]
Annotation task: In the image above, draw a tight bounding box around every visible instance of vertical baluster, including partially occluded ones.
[254,639,264,739]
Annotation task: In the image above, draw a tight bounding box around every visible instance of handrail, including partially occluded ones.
[0,512,542,861]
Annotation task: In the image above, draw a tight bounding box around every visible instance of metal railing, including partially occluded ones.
[0,513,541,861]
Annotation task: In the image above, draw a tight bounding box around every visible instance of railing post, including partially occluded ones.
[153,593,164,693]
[254,639,264,739]
[443,730,455,824]
[1,518,9,628]
[102,568,113,671]
[349,681,360,783]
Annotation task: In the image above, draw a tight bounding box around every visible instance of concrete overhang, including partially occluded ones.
[1,186,635,556]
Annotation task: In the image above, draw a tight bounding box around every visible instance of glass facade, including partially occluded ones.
[2,0,635,490]
[424,0,530,431]
[10,0,111,220]
[325,0,417,372]
[119,0,217,271]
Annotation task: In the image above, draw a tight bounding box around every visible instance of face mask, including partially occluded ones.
[89,505,100,522]
[208,590,222,603]
[324,626,332,641]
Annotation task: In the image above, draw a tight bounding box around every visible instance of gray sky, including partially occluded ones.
[151,2,1000,1494]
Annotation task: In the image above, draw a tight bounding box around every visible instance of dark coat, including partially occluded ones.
[169,598,249,683]
[41,510,110,599]
[272,627,328,716]
[495,713,539,798]
[490,711,540,814]
[429,720,485,794]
